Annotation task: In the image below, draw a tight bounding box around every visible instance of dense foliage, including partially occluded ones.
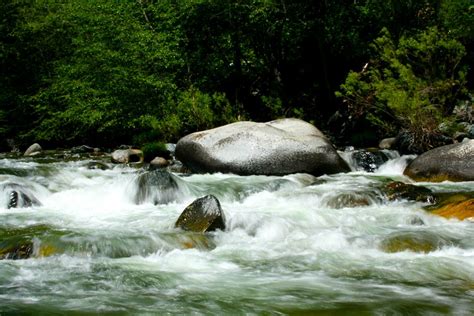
[0,0,472,151]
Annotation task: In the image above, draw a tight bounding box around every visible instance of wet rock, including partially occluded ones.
[325,192,373,209]
[1,183,41,208]
[111,149,143,164]
[426,193,474,221]
[86,161,110,170]
[134,170,180,204]
[384,181,436,203]
[175,195,226,233]
[380,231,453,253]
[404,140,474,182]
[176,118,350,176]
[0,241,34,260]
[350,149,390,172]
[24,143,42,156]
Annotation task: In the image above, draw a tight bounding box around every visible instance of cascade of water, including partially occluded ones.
[0,155,473,314]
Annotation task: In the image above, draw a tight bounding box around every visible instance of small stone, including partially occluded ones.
[150,157,169,168]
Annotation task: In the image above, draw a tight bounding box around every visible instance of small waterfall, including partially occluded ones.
[340,148,408,174]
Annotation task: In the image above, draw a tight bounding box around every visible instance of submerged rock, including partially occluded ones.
[324,192,375,209]
[175,195,226,233]
[383,181,436,204]
[86,161,110,170]
[111,149,143,164]
[1,183,41,208]
[134,170,180,205]
[176,118,350,176]
[380,231,454,253]
[161,232,215,250]
[404,140,474,182]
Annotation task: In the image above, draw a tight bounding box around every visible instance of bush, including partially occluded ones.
[141,142,170,162]
[337,27,469,152]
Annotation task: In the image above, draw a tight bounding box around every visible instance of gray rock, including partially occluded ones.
[24,143,42,156]
[379,137,396,149]
[175,195,226,233]
[175,118,350,176]
[134,170,180,204]
[150,157,169,168]
[111,149,143,164]
[404,140,474,182]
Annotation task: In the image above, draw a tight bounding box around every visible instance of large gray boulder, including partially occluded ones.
[175,118,350,176]
[404,140,474,182]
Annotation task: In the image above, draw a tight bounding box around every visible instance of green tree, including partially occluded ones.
[337,27,469,152]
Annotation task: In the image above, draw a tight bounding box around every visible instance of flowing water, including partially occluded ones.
[0,151,473,315]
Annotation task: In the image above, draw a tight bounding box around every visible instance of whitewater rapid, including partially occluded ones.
[0,153,473,314]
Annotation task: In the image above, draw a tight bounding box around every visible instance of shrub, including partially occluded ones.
[337,27,469,152]
[141,142,170,162]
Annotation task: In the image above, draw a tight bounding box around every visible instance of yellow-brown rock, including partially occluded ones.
[430,196,474,220]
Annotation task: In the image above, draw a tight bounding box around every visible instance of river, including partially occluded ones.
[0,151,473,314]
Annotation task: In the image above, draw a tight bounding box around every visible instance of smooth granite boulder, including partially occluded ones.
[404,140,474,182]
[175,118,350,176]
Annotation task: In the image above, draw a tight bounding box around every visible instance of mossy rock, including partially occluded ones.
[425,192,474,220]
[161,232,216,250]
[383,181,435,203]
[0,225,65,260]
[0,241,34,260]
[175,195,226,233]
[380,231,454,253]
